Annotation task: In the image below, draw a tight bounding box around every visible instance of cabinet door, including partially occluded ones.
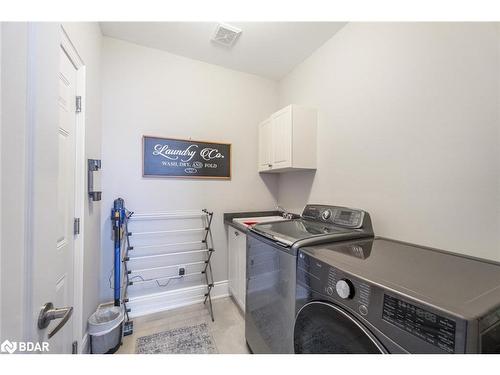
[271,106,293,169]
[228,229,239,298]
[258,118,272,171]
[237,232,247,312]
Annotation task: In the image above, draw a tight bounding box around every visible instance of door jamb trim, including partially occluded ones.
[60,25,86,353]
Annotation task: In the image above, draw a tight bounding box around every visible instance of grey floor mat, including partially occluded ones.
[135,323,218,354]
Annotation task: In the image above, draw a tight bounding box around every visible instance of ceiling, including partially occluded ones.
[100,22,346,80]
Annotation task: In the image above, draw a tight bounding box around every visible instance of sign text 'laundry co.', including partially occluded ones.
[143,136,231,179]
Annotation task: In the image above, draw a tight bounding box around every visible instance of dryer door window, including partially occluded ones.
[294,301,385,354]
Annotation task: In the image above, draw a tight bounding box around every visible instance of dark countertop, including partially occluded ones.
[224,210,284,233]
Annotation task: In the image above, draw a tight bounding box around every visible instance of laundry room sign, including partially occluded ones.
[142,136,231,179]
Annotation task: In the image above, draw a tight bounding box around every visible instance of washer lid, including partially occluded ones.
[252,218,357,246]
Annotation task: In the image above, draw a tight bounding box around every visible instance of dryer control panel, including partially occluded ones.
[327,267,371,314]
[297,251,372,317]
[382,294,456,353]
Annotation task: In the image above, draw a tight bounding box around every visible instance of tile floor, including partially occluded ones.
[117,297,250,354]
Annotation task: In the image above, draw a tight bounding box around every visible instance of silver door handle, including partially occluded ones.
[38,302,73,339]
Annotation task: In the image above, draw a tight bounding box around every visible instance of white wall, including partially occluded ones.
[100,37,278,302]
[277,23,500,261]
[0,23,30,342]
[62,22,103,340]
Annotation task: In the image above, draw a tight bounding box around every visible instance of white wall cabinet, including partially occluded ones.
[258,104,317,173]
[228,227,246,312]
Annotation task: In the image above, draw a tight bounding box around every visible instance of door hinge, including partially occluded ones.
[74,217,80,235]
[75,96,82,113]
[72,341,78,354]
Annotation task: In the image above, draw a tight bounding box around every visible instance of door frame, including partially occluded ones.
[60,25,86,353]
[0,21,3,342]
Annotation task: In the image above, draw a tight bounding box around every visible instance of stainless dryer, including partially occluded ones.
[294,238,500,353]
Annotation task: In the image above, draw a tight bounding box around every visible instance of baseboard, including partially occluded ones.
[127,280,229,318]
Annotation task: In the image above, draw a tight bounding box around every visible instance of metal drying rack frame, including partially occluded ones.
[121,209,215,322]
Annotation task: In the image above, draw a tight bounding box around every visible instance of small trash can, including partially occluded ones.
[88,304,124,354]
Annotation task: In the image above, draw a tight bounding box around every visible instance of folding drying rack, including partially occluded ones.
[120,209,215,326]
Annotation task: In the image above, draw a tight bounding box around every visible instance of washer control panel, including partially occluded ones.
[321,209,332,220]
[302,205,365,228]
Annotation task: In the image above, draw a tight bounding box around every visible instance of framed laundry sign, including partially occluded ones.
[142,136,231,179]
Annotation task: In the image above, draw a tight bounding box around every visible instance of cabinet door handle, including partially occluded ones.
[268,164,272,168]
[234,231,239,236]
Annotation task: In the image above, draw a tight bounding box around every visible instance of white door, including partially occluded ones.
[32,44,78,353]
[271,106,292,169]
[258,118,272,171]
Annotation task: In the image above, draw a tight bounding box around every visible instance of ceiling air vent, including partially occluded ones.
[211,23,242,48]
